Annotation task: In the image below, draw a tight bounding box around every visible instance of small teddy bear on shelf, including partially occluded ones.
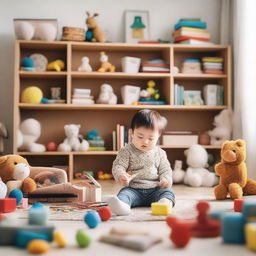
[78,56,92,72]
[97,52,115,72]
[96,83,117,105]
[58,124,89,152]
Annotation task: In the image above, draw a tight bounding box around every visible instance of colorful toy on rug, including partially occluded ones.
[136,80,166,105]
[97,52,115,72]
[172,160,185,184]
[47,60,65,72]
[208,109,233,146]
[166,201,221,248]
[58,124,89,152]
[86,129,105,151]
[76,230,91,248]
[96,83,117,104]
[84,210,101,228]
[17,118,46,153]
[85,12,106,42]
[0,154,37,194]
[21,86,43,104]
[183,144,218,187]
[78,56,92,72]
[214,139,256,200]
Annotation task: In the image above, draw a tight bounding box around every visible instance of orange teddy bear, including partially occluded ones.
[214,139,256,200]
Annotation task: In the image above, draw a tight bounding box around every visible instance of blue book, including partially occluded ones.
[174,21,207,30]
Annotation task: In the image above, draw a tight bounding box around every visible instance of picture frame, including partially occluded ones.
[124,10,150,43]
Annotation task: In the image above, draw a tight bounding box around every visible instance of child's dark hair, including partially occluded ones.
[131,109,167,133]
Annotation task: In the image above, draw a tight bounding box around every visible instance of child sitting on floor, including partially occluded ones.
[104,109,175,215]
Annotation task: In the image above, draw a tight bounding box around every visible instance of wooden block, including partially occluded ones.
[245,223,256,251]
[0,198,16,213]
[151,202,171,216]
[234,199,243,212]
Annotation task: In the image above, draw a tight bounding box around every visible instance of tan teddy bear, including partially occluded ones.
[0,154,37,194]
[214,139,256,200]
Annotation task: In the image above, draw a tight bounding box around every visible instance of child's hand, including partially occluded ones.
[117,173,130,186]
[159,178,169,188]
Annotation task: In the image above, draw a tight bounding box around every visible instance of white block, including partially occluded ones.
[121,57,141,73]
[121,85,140,105]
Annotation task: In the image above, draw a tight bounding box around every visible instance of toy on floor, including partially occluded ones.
[8,189,23,205]
[54,231,67,248]
[0,154,37,194]
[0,198,16,213]
[17,118,46,153]
[21,86,43,104]
[84,210,101,228]
[166,201,221,248]
[214,139,256,200]
[27,239,50,254]
[76,230,91,248]
[47,60,65,72]
[208,109,233,146]
[85,12,106,42]
[151,202,172,216]
[78,56,92,72]
[172,160,185,184]
[98,206,112,221]
[97,52,115,72]
[96,83,117,104]
[234,199,243,212]
[58,124,89,152]
[183,144,218,187]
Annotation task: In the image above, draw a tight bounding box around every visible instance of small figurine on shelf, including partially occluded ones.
[21,57,35,71]
[96,83,117,105]
[47,60,65,72]
[136,80,166,105]
[78,56,92,72]
[97,52,115,72]
[85,12,106,42]
[86,130,105,151]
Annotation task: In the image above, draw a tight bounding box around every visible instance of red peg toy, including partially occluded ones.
[234,199,243,212]
[191,201,221,238]
[98,206,112,221]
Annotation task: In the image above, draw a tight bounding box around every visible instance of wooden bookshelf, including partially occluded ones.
[13,40,231,182]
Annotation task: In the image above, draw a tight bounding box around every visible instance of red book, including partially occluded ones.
[174,36,209,42]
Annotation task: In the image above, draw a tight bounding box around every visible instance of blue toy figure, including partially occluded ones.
[85,28,93,41]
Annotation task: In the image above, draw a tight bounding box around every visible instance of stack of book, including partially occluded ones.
[174,84,184,105]
[140,59,170,73]
[202,57,224,74]
[113,124,130,151]
[72,88,95,105]
[203,84,224,106]
[172,18,211,45]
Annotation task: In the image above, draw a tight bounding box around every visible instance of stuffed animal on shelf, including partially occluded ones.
[97,52,115,72]
[208,109,233,146]
[172,160,185,184]
[78,56,92,72]
[0,154,37,194]
[184,144,218,187]
[0,122,8,153]
[214,139,256,200]
[58,124,89,152]
[17,118,46,153]
[85,12,106,42]
[47,60,65,72]
[96,83,117,105]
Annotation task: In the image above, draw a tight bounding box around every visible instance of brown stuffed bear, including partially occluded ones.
[214,139,256,200]
[0,154,37,194]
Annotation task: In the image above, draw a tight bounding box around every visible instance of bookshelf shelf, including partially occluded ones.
[14,40,231,181]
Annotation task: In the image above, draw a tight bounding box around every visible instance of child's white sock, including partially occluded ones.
[103,195,131,216]
[158,198,173,207]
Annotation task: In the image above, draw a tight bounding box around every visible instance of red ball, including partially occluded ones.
[46,142,57,151]
[98,206,112,221]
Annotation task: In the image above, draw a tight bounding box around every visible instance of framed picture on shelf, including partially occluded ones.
[124,10,150,43]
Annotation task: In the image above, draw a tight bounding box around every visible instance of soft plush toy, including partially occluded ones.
[172,160,185,184]
[17,118,46,152]
[78,56,92,72]
[96,83,117,104]
[208,109,232,146]
[0,155,37,194]
[97,52,115,72]
[85,12,106,42]
[58,124,89,152]
[184,144,218,187]
[214,139,256,200]
[47,60,65,72]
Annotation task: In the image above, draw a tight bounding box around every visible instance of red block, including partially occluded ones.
[98,206,112,221]
[0,198,17,213]
[234,199,243,212]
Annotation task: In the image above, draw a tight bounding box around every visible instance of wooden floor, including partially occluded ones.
[1,181,256,256]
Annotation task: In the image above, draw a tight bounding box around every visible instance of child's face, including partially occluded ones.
[131,127,160,151]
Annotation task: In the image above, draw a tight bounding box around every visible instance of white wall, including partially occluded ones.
[0,0,221,153]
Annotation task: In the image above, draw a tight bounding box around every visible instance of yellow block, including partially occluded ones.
[151,202,172,216]
[245,223,256,251]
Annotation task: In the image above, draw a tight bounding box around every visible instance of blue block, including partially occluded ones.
[29,205,49,225]
[222,213,245,244]
[15,231,48,248]
[84,211,101,228]
[208,210,224,221]
[242,201,256,222]
[8,189,23,205]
